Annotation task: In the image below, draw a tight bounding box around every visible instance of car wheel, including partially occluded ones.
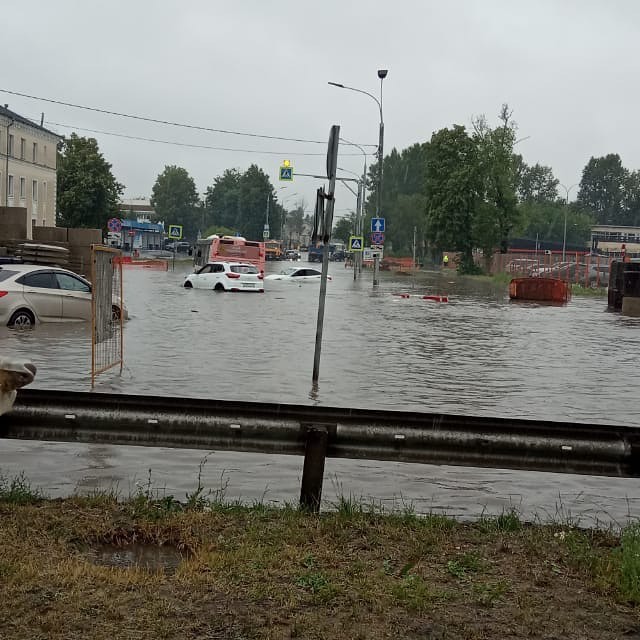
[8,309,35,328]
[214,283,225,291]
[184,281,193,288]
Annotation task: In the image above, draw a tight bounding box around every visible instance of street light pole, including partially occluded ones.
[559,183,578,261]
[328,69,387,286]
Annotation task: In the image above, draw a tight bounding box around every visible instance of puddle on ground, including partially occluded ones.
[86,543,186,573]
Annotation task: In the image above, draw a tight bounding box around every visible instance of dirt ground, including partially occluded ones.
[0,493,639,640]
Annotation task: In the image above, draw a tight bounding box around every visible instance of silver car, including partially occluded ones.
[0,264,126,328]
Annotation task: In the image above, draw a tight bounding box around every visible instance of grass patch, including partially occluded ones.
[0,471,44,504]
[0,476,639,639]
[571,284,608,297]
[620,523,640,603]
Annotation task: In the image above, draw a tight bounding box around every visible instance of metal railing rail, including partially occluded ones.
[2,389,639,511]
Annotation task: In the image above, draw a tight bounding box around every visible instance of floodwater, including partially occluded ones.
[2,260,640,526]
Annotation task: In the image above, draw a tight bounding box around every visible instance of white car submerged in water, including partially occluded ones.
[264,267,331,283]
[184,261,265,292]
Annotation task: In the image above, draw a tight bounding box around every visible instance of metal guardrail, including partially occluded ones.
[1,389,639,511]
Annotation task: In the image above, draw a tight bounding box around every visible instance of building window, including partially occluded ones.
[32,180,38,201]
[8,134,14,157]
[20,177,26,199]
[32,142,38,163]
[8,175,14,197]
[20,138,26,160]
[43,145,47,162]
[43,182,47,213]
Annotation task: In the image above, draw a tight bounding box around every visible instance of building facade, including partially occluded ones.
[0,105,62,228]
[591,225,640,259]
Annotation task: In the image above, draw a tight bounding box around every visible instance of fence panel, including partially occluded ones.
[91,245,123,387]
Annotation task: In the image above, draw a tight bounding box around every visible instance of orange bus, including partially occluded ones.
[194,235,266,273]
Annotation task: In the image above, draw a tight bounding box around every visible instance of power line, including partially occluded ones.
[45,120,369,157]
[0,88,377,148]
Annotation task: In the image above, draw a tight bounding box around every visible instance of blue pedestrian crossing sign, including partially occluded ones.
[168,224,183,240]
[279,160,293,181]
[349,235,364,252]
[371,217,385,233]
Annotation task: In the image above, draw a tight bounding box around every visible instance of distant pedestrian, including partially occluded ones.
[443,254,449,268]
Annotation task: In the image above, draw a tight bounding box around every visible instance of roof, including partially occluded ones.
[0,105,62,139]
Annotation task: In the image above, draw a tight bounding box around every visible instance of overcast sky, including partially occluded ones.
[2,0,638,219]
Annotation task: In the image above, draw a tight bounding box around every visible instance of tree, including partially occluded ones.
[577,154,627,225]
[513,156,559,203]
[238,165,281,240]
[57,133,123,229]
[472,105,519,258]
[425,125,482,273]
[204,169,241,231]
[284,205,306,246]
[333,212,357,245]
[151,166,200,240]
[204,165,280,241]
[365,143,429,251]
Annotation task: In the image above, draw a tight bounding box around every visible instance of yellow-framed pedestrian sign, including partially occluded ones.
[168,224,183,240]
[279,159,293,181]
[349,235,364,252]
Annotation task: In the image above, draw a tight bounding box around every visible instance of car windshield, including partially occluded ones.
[281,268,298,275]
[230,265,258,274]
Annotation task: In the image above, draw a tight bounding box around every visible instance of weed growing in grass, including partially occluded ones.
[0,472,43,504]
[619,523,640,603]
[447,552,483,579]
[473,580,510,607]
[392,574,452,612]
[479,508,522,533]
[296,571,337,602]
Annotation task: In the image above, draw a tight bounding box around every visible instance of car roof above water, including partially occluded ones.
[0,263,73,273]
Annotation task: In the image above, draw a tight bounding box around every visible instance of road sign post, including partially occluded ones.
[279,160,294,181]
[349,235,364,252]
[312,125,340,392]
[168,224,183,240]
[370,219,385,286]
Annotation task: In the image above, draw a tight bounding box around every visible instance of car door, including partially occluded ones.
[19,271,62,321]
[55,272,92,320]
[192,264,213,288]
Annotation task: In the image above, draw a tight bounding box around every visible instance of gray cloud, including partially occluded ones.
[3,0,639,219]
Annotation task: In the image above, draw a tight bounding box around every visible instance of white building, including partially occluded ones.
[0,105,63,227]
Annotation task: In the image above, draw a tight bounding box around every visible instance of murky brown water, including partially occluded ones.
[2,260,640,525]
[86,543,185,573]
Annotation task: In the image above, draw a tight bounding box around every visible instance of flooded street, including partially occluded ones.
[2,260,640,525]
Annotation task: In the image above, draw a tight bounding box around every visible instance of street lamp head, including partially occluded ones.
[377,69,388,79]
[328,82,345,88]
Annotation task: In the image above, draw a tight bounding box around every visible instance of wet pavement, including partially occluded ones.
[1,260,640,526]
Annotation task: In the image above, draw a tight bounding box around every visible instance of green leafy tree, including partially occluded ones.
[238,165,281,240]
[284,205,306,246]
[57,133,123,229]
[333,212,357,244]
[151,166,200,240]
[204,169,242,230]
[513,156,559,203]
[204,165,280,240]
[472,105,518,258]
[577,154,627,225]
[425,125,482,273]
[365,143,429,251]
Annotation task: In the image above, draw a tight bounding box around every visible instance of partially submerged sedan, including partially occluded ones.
[0,264,127,328]
[184,262,264,292]
[264,267,331,283]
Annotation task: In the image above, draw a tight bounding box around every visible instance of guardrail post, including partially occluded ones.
[299,426,328,512]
